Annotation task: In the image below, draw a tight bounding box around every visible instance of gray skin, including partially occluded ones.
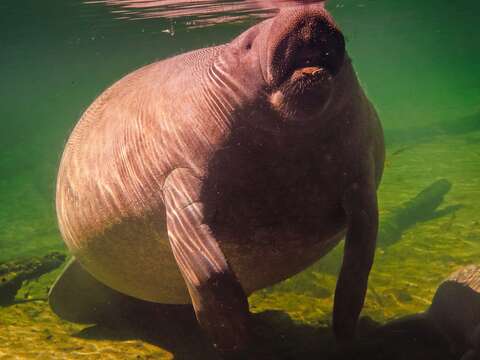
[51,4,384,355]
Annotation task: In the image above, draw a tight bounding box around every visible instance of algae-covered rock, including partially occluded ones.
[0,251,66,305]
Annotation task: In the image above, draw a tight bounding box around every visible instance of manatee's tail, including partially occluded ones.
[49,258,194,327]
[49,258,149,325]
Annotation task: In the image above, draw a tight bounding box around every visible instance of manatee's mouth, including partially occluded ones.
[282,34,345,88]
[287,53,341,85]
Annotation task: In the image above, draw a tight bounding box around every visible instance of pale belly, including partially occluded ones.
[72,211,345,305]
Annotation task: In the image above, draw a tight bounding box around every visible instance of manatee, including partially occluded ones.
[428,265,480,359]
[366,265,480,360]
[50,3,384,356]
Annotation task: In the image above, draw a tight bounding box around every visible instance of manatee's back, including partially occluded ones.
[56,50,219,304]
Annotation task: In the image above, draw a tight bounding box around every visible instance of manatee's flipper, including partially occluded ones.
[333,162,379,344]
[164,168,250,354]
[49,258,141,324]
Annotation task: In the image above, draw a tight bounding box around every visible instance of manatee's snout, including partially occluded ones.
[265,5,345,89]
[289,19,345,81]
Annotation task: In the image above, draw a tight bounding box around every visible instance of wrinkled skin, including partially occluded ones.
[52,3,384,357]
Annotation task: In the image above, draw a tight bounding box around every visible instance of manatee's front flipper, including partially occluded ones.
[333,164,379,345]
[49,258,139,324]
[164,169,250,356]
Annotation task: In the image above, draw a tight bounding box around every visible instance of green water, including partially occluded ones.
[0,0,479,358]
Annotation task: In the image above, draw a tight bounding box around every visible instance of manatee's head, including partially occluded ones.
[255,4,347,122]
[225,2,349,124]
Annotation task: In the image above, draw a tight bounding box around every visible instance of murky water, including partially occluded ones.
[0,0,479,358]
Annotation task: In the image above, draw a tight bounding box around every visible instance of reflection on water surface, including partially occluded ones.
[84,0,322,27]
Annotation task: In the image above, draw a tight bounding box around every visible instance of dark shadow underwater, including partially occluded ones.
[72,300,455,360]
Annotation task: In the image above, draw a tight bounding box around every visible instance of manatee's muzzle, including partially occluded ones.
[290,28,345,81]
[266,7,346,88]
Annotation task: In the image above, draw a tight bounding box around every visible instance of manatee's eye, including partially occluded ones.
[238,26,259,52]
